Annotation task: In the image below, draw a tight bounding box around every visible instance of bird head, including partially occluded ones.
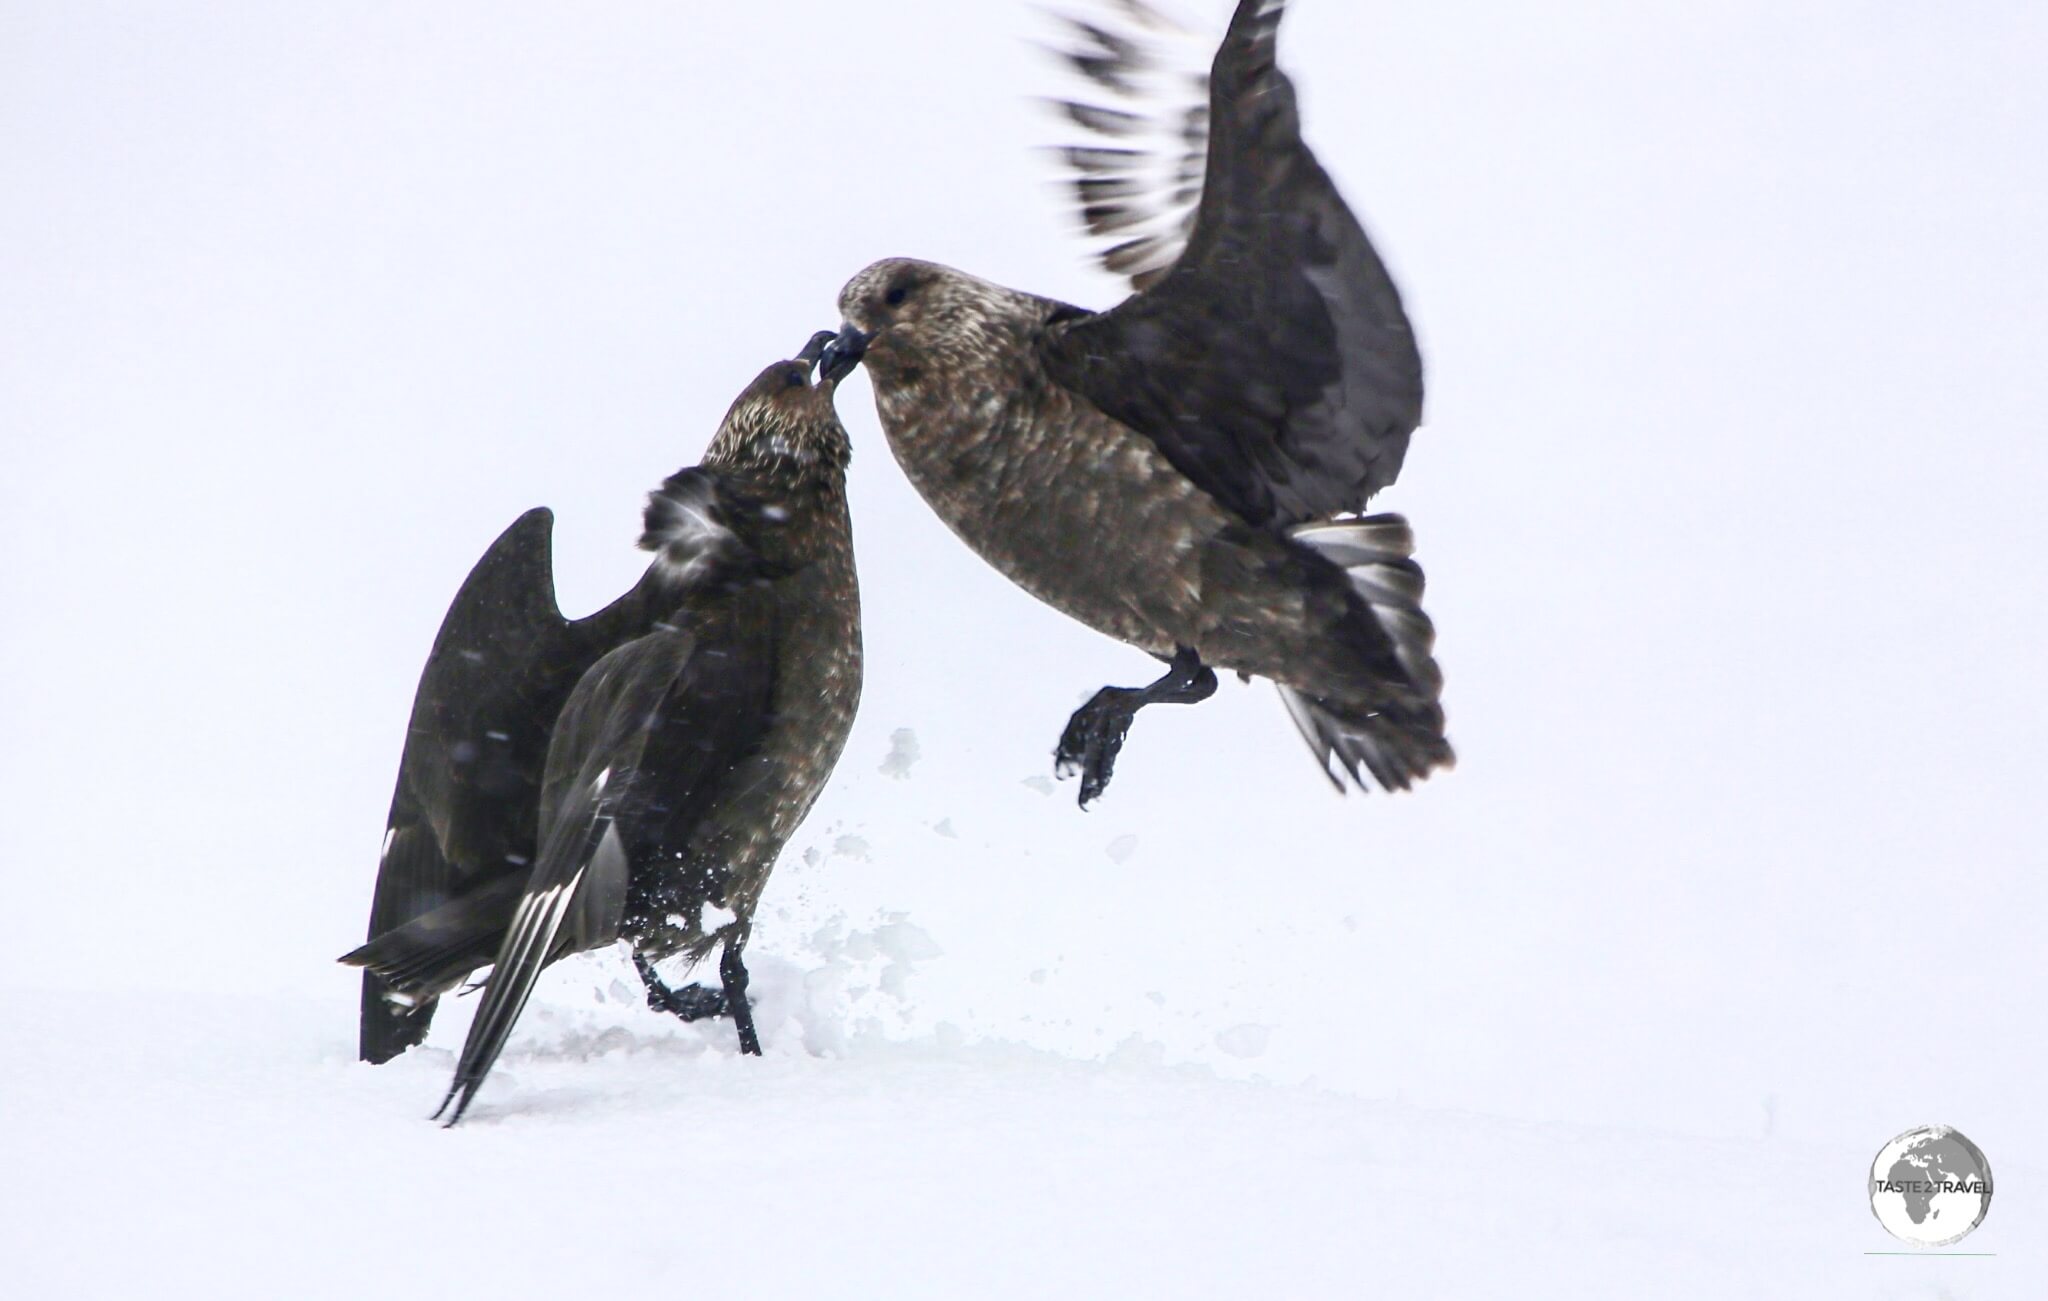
[704,334,852,474]
[823,258,1020,384]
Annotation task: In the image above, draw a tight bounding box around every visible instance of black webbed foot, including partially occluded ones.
[1053,646,1218,808]
[646,981,728,1021]
[634,953,729,1022]
[1055,685,1144,808]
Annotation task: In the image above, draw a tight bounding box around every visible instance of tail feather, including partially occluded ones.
[1283,513,1454,792]
[341,873,525,1003]
[1291,513,1443,695]
[1276,684,1451,793]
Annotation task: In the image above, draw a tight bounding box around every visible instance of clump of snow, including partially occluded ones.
[931,818,958,839]
[1105,833,1139,863]
[793,911,945,1055]
[1020,775,1054,796]
[872,916,944,998]
[1214,1023,1272,1060]
[832,834,872,862]
[879,727,922,779]
[1105,1032,1167,1068]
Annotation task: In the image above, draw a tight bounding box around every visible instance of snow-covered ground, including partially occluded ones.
[4,1,2045,1294]
[6,972,2034,1300]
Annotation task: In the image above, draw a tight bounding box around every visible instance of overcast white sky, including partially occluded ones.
[3,0,2045,1151]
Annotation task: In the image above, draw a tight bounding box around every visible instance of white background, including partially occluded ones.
[3,2,2042,1294]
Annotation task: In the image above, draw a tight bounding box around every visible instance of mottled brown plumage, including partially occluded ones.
[343,343,862,1123]
[824,0,1449,805]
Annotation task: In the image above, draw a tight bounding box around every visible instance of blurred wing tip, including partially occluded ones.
[1043,97,1150,136]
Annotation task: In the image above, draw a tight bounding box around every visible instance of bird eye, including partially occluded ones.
[785,370,807,388]
[885,286,908,307]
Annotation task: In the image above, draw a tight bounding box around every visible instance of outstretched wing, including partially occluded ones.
[1042,0,1424,529]
[359,508,655,1063]
[435,595,779,1125]
[361,509,566,1062]
[1045,0,1212,291]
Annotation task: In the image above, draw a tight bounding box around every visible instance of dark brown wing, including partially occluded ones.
[358,508,655,1062]
[438,593,779,1124]
[1041,0,1424,528]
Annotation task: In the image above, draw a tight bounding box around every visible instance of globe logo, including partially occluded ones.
[1868,1125,1994,1248]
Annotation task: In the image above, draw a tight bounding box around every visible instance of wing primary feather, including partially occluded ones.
[1101,233,1179,276]
[1079,201,1157,237]
[1043,1,1214,288]
[434,813,610,1126]
[1059,144,1145,174]
[1050,16,1151,95]
[1075,175,1148,202]
[1107,0,1194,34]
[1050,99,1148,136]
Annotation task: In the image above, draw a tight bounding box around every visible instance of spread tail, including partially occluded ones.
[1283,513,1454,792]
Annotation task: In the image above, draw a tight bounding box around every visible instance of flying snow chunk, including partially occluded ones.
[873,916,943,998]
[879,727,921,779]
[1214,1024,1272,1060]
[873,916,943,964]
[1106,834,1139,863]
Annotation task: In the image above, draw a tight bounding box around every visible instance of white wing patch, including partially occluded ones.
[643,477,739,585]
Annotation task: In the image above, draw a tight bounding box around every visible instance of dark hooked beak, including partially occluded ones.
[796,329,837,380]
[819,324,871,384]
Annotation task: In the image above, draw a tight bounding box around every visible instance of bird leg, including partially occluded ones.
[1054,645,1218,808]
[720,935,761,1056]
[633,952,727,1022]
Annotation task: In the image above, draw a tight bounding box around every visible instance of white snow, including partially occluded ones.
[878,726,922,780]
[1213,1022,1271,1059]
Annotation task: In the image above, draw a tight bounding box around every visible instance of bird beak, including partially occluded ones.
[819,325,871,384]
[796,330,837,380]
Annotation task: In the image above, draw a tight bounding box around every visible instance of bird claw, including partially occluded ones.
[1054,689,1138,808]
[645,980,728,1022]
